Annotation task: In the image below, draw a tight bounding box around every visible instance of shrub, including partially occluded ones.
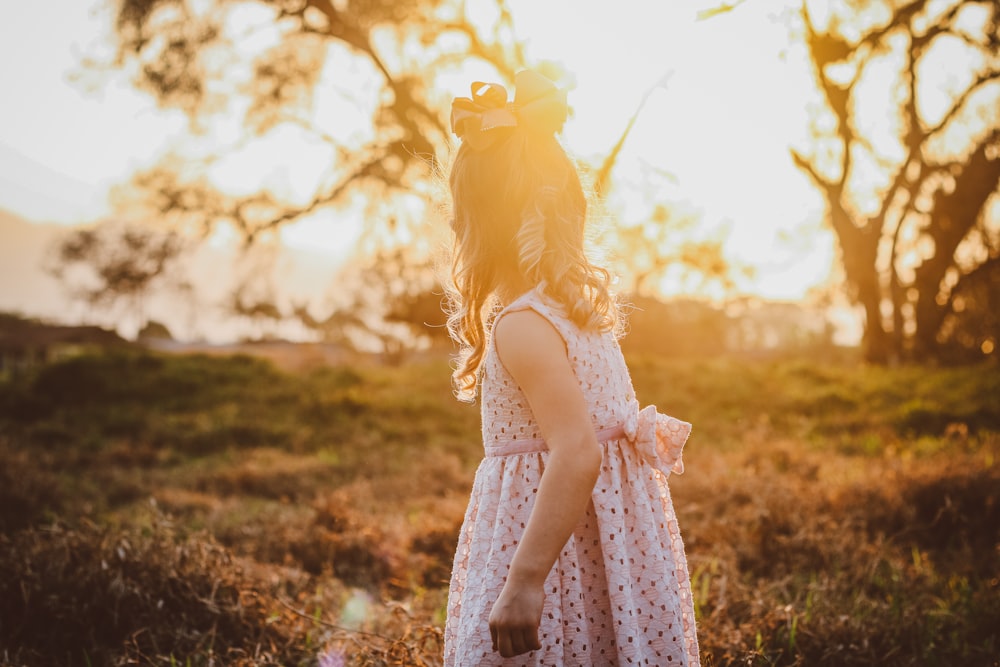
[0,516,301,666]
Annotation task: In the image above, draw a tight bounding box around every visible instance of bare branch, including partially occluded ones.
[697,0,749,21]
[441,20,518,81]
[241,153,394,242]
[790,149,835,191]
[593,72,672,195]
[924,69,1000,138]
[856,0,929,50]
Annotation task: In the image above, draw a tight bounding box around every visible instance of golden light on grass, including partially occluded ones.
[3,350,997,664]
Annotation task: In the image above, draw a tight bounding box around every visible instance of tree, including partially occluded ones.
[294,248,444,362]
[47,221,186,334]
[89,0,525,243]
[606,202,743,299]
[792,0,999,363]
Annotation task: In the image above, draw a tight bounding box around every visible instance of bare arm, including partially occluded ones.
[487,309,603,658]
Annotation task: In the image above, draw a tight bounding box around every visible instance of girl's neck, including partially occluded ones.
[497,277,537,306]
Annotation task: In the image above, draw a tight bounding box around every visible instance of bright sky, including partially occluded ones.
[0,0,835,307]
[0,3,179,221]
[513,0,833,299]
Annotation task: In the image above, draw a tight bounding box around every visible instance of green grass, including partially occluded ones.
[0,348,997,666]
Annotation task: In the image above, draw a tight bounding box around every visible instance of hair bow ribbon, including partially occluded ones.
[450,70,568,150]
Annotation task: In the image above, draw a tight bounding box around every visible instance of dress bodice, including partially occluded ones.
[479,289,636,451]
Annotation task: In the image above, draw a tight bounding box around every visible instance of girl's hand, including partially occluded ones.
[488,580,544,657]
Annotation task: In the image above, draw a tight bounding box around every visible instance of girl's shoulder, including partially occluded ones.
[497,287,585,345]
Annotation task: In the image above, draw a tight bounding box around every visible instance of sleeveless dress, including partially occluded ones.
[444,289,700,666]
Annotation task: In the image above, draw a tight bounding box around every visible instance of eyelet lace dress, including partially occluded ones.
[444,289,699,666]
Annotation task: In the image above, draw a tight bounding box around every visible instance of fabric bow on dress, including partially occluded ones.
[622,399,691,477]
[450,69,568,150]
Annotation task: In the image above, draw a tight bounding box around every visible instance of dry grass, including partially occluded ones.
[676,434,1000,666]
[0,349,998,665]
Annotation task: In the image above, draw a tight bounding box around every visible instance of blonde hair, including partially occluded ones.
[445,128,618,401]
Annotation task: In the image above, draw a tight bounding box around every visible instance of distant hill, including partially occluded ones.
[0,209,74,322]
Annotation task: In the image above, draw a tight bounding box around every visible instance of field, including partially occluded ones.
[1,348,998,666]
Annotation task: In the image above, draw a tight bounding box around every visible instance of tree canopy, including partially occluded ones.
[97,0,525,242]
[46,220,186,333]
[71,0,750,351]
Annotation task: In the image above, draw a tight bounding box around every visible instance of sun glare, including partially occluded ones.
[511,0,831,300]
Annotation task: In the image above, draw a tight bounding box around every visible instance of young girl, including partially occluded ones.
[443,70,699,666]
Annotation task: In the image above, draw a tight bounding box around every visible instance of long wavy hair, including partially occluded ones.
[445,128,618,401]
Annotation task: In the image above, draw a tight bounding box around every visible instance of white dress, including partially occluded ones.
[444,289,699,666]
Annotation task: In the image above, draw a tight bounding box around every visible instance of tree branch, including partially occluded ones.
[236,151,395,243]
[942,253,1000,314]
[856,0,930,50]
[302,0,445,145]
[696,0,749,21]
[441,20,518,81]
[925,69,1000,138]
[593,72,672,195]
[790,149,834,191]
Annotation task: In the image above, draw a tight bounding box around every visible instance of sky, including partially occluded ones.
[514,0,834,297]
[0,0,854,341]
[0,2,181,222]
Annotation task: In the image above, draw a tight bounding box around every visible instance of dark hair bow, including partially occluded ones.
[450,70,568,151]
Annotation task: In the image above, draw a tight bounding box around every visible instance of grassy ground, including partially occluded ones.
[0,348,998,666]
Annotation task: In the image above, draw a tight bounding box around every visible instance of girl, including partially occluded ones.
[444,70,699,666]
